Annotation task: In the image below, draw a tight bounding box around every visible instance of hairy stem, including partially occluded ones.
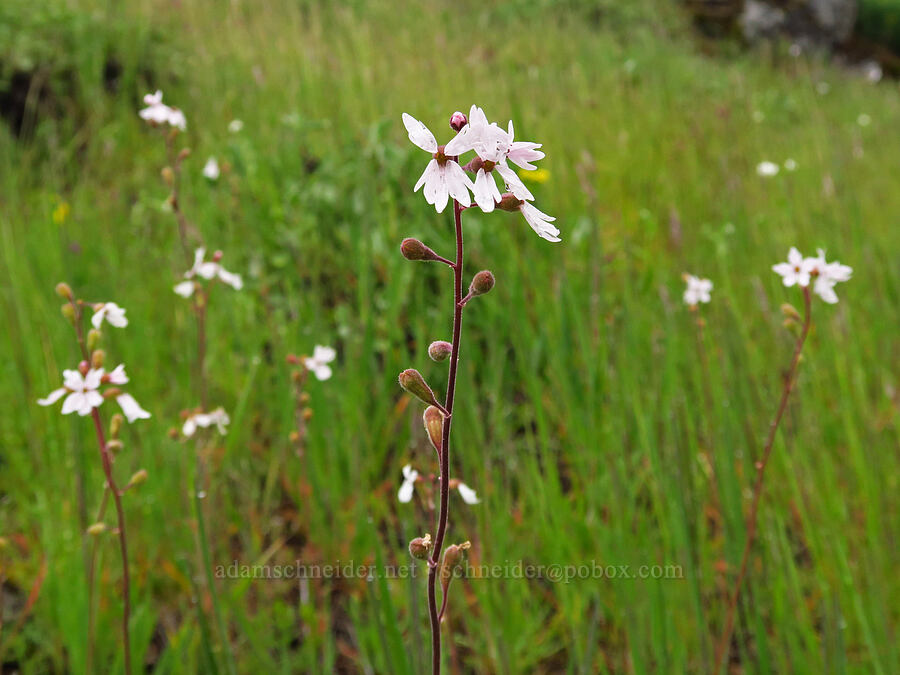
[713,286,812,672]
[90,408,131,675]
[428,200,465,675]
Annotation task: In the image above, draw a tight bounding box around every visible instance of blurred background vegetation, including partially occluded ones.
[1,0,898,673]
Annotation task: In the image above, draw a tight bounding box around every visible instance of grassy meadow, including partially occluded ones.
[1,0,898,672]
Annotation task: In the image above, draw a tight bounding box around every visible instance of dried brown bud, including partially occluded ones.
[469,270,495,297]
[167,427,180,439]
[449,111,468,132]
[440,541,471,589]
[87,522,107,536]
[55,282,73,300]
[409,533,433,560]
[400,238,443,262]
[177,147,191,161]
[91,349,105,369]
[299,392,311,405]
[302,409,313,421]
[423,406,443,452]
[428,341,452,362]
[398,369,441,409]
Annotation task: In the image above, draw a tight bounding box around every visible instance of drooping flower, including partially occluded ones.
[183,407,230,437]
[756,161,780,177]
[772,247,812,287]
[139,90,187,131]
[116,394,151,423]
[398,464,419,503]
[304,345,336,381]
[402,113,473,213]
[202,157,220,181]
[497,193,561,242]
[91,302,128,329]
[456,482,480,505]
[174,248,243,297]
[805,249,852,304]
[683,275,713,306]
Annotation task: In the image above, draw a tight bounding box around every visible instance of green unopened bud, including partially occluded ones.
[440,541,471,589]
[423,406,443,452]
[428,341,452,362]
[781,303,801,322]
[398,369,441,409]
[91,349,105,369]
[127,469,148,487]
[87,328,102,351]
[0,536,8,549]
[61,303,76,322]
[400,238,442,262]
[469,270,495,297]
[106,439,124,454]
[409,533,433,560]
[87,523,107,536]
[55,282,73,300]
[109,413,123,439]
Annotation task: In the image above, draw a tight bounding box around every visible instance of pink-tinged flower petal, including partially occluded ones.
[444,126,472,156]
[117,394,151,423]
[414,159,438,193]
[84,368,104,390]
[402,113,438,153]
[472,169,498,213]
[174,280,195,297]
[312,345,336,363]
[81,391,104,415]
[398,464,419,503]
[38,388,67,406]
[107,364,129,385]
[216,268,243,290]
[62,369,84,390]
[444,161,472,207]
[143,90,163,106]
[457,483,480,504]
[520,202,561,242]
[61,392,85,415]
[312,364,332,381]
[183,417,197,437]
[496,163,533,201]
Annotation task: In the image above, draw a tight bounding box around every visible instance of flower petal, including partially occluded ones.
[37,388,67,406]
[402,113,438,153]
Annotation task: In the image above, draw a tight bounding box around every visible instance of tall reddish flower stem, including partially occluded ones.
[90,407,132,675]
[713,286,812,672]
[427,199,465,675]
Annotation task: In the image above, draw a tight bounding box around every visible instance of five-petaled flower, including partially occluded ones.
[772,247,812,288]
[174,248,243,298]
[402,113,473,213]
[91,302,129,329]
[139,91,187,131]
[772,247,852,304]
[683,275,713,306]
[183,407,230,437]
[304,345,337,381]
[38,364,151,422]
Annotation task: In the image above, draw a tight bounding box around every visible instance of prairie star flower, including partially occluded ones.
[139,90,187,131]
[805,249,852,304]
[38,365,150,422]
[683,275,713,306]
[174,248,243,297]
[304,345,336,381]
[91,302,128,329]
[402,113,473,213]
[498,193,561,242]
[398,464,419,503]
[183,407,230,437]
[772,247,812,287]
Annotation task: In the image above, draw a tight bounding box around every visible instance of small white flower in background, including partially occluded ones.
[202,157,220,181]
[756,161,780,177]
[183,407,230,437]
[784,158,798,171]
[398,464,419,503]
[228,119,244,133]
[402,113,473,213]
[38,365,150,422]
[139,90,187,131]
[816,81,830,95]
[91,302,128,329]
[456,482,480,504]
[304,345,336,381]
[174,248,243,297]
[805,248,852,304]
[683,275,713,306]
[772,247,812,287]
[857,113,871,127]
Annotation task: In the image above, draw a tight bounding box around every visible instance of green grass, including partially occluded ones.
[1,0,898,673]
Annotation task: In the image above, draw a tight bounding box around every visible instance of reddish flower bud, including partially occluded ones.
[398,369,442,409]
[440,541,471,591]
[423,406,443,451]
[469,270,495,297]
[428,340,452,362]
[497,192,523,212]
[212,250,224,263]
[449,111,468,132]
[400,238,442,262]
[78,360,90,376]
